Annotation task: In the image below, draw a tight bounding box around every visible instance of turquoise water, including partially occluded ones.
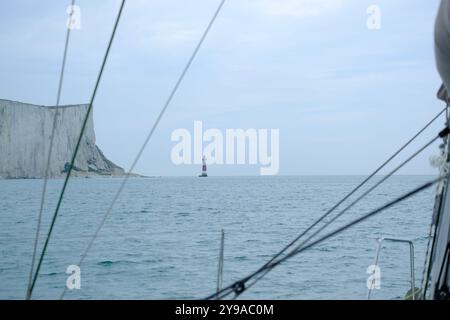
[0,176,436,299]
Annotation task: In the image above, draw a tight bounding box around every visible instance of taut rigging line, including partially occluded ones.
[59,0,227,300]
[27,0,126,299]
[206,126,450,300]
[215,106,448,299]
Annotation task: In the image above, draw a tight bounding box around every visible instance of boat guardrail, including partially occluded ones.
[367,237,416,300]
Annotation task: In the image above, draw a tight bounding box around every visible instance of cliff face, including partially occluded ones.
[0,99,125,179]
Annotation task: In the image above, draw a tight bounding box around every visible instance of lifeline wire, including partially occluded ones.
[287,128,448,259]
[206,126,449,299]
[211,173,450,299]
[272,174,450,271]
[27,0,126,299]
[231,106,448,283]
[60,0,226,300]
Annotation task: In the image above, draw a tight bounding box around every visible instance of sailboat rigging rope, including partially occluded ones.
[26,0,126,299]
[26,0,76,300]
[206,110,447,299]
[206,127,450,299]
[208,173,450,300]
[59,0,226,300]
[286,129,447,256]
[266,174,450,274]
[227,107,448,286]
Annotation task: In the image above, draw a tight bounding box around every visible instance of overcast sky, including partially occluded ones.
[0,0,446,176]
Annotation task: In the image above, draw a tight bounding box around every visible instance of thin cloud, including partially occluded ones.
[246,0,347,18]
[148,21,198,47]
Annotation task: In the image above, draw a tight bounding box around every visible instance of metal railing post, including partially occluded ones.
[367,237,415,300]
[216,229,225,297]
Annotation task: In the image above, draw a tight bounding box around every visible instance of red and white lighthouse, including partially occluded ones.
[199,155,208,177]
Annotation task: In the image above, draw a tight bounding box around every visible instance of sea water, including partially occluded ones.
[0,175,436,299]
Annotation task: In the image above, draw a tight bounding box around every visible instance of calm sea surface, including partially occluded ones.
[0,176,437,299]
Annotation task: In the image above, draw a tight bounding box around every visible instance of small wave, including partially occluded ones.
[143,258,164,264]
[314,246,334,252]
[97,260,139,267]
[234,256,248,261]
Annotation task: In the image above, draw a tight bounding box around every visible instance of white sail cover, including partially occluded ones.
[436,0,450,91]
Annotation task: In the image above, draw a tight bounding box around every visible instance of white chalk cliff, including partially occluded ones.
[0,99,125,179]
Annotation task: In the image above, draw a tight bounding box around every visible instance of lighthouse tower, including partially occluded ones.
[199,155,208,177]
